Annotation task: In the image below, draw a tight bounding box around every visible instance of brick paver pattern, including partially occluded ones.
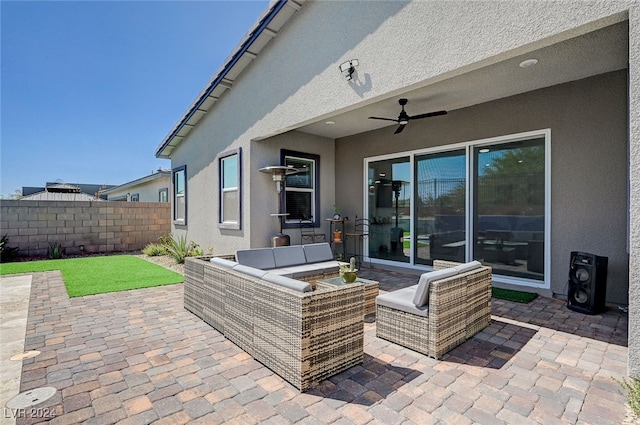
[14,267,628,424]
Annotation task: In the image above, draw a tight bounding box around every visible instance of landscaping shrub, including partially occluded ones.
[142,243,168,256]
[165,235,203,264]
[0,234,18,263]
[157,234,174,247]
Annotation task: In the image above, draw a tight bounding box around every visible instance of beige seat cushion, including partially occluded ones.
[376,287,430,317]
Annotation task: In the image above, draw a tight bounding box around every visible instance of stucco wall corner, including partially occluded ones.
[627,5,640,378]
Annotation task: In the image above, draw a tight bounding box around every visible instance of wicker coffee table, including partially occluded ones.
[317,276,380,315]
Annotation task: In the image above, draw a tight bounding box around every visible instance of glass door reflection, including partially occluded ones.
[367,157,410,263]
[414,150,466,265]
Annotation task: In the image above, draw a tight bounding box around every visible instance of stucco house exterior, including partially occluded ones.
[155,1,639,376]
[102,169,171,202]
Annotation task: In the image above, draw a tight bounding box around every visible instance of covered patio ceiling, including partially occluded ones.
[295,17,629,140]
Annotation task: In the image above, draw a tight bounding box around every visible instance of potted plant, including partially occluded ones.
[340,257,358,283]
[333,204,341,219]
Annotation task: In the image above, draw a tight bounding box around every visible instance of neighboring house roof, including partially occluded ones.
[22,182,114,199]
[21,191,103,201]
[45,183,82,193]
[155,0,301,159]
[21,183,105,201]
[101,169,171,195]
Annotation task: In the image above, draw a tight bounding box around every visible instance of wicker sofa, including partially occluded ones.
[183,246,364,391]
[376,260,492,359]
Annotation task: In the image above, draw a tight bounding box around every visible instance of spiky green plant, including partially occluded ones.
[48,242,63,259]
[165,235,189,264]
[164,235,203,264]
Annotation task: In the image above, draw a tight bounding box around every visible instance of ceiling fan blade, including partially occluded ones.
[408,110,448,120]
[394,124,406,134]
[368,116,400,122]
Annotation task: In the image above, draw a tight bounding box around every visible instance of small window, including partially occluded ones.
[281,150,320,227]
[159,188,168,203]
[173,165,186,224]
[130,193,140,202]
[218,148,241,229]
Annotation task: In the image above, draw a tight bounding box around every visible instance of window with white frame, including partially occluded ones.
[218,148,241,229]
[159,188,168,203]
[173,165,186,224]
[282,150,319,227]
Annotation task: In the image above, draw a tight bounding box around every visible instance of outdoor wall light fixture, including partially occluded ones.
[339,59,359,81]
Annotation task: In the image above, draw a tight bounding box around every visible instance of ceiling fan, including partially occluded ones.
[368,98,447,134]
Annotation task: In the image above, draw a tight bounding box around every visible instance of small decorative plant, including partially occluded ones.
[340,257,358,283]
[333,204,340,219]
[48,242,63,259]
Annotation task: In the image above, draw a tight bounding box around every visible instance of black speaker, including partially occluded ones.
[567,252,608,315]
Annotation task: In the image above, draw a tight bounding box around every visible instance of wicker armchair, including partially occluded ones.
[376,260,492,359]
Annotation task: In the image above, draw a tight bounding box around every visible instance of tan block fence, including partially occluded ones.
[0,200,171,257]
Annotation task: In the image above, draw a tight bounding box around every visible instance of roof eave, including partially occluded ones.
[155,0,303,159]
[102,171,171,194]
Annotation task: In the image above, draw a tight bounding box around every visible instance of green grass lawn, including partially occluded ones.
[0,255,184,297]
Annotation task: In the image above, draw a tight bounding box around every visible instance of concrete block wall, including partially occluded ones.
[0,200,171,257]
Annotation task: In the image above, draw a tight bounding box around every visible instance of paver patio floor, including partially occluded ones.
[4,267,630,424]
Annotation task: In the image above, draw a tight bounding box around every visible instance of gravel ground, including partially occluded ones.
[136,254,185,275]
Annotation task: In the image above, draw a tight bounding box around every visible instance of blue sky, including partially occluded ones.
[1,0,269,196]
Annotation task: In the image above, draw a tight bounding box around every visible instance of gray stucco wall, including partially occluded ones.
[105,177,170,203]
[628,7,640,378]
[336,71,629,306]
[203,1,632,144]
[251,132,336,247]
[168,129,335,254]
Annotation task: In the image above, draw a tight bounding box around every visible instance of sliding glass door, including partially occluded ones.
[414,150,466,265]
[473,138,545,280]
[367,157,411,263]
[365,131,548,285]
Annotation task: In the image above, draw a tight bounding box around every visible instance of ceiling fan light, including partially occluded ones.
[399,120,409,125]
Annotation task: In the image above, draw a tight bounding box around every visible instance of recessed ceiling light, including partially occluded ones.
[479,148,490,153]
[519,58,539,68]
[325,121,335,125]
